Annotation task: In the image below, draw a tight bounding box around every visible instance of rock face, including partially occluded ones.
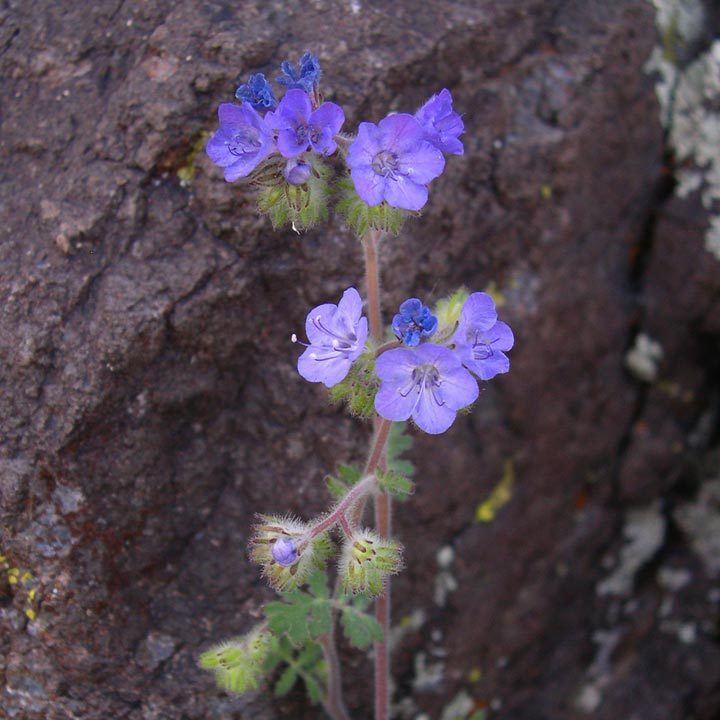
[1,1,719,719]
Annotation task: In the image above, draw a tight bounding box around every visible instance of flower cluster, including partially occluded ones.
[205,51,464,219]
[295,288,513,434]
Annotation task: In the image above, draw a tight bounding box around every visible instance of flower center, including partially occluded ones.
[468,330,495,360]
[306,313,359,361]
[228,126,262,156]
[295,123,321,146]
[372,150,399,177]
[400,363,444,405]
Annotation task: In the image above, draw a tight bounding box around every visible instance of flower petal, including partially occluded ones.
[305,303,338,345]
[486,320,514,352]
[277,127,308,157]
[375,347,419,383]
[412,388,458,434]
[347,122,381,168]
[337,287,364,323]
[383,175,429,211]
[206,128,237,167]
[310,102,345,136]
[311,126,337,156]
[462,351,510,381]
[297,347,352,387]
[375,380,419,422]
[436,364,479,409]
[274,88,311,127]
[350,166,386,206]
[377,113,425,153]
[453,292,498,344]
[396,141,445,184]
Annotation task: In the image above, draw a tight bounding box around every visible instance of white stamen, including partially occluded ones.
[291,333,298,343]
[332,339,340,347]
[310,352,317,359]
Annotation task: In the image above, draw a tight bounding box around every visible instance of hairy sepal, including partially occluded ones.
[335,177,409,237]
[328,352,378,419]
[256,158,330,231]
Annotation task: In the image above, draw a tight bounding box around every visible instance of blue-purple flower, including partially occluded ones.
[206,103,276,182]
[415,89,464,156]
[392,298,438,346]
[295,287,369,388]
[346,114,445,211]
[266,89,345,158]
[235,73,277,110]
[375,344,478,434]
[277,52,322,93]
[452,292,514,380]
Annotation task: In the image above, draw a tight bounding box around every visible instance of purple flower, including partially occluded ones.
[452,292,514,380]
[295,287,369,388]
[392,298,438,347]
[346,114,445,211]
[266,89,345,158]
[375,344,478,434]
[205,103,275,182]
[277,52,322,93]
[415,89,464,156]
[271,538,298,567]
[283,158,312,185]
[235,72,277,110]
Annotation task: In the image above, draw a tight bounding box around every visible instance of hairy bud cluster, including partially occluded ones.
[250,515,333,592]
[198,626,273,694]
[339,529,403,598]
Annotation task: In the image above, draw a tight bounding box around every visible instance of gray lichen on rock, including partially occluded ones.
[646,0,720,259]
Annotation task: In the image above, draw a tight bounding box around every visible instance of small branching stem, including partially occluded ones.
[375,339,401,356]
[339,511,355,537]
[308,475,377,539]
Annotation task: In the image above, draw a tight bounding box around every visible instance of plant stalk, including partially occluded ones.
[362,228,392,720]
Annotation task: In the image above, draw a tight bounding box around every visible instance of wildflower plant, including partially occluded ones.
[200,52,514,720]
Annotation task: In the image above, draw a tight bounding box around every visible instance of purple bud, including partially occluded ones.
[283,158,313,185]
[271,538,298,566]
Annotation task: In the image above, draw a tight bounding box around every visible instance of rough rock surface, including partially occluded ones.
[1,1,719,719]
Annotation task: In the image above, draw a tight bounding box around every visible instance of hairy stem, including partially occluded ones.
[363,228,392,720]
[308,475,377,539]
[319,633,353,720]
[363,229,383,343]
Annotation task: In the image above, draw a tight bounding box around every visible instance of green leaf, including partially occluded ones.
[306,571,329,598]
[265,595,312,645]
[328,353,379,419]
[376,468,414,500]
[274,665,298,697]
[265,577,333,645]
[325,463,362,499]
[387,422,415,478]
[341,605,384,649]
[302,673,323,704]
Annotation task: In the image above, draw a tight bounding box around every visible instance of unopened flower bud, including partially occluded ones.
[199,626,273,694]
[339,529,403,598]
[271,537,298,566]
[250,514,333,592]
[283,158,312,186]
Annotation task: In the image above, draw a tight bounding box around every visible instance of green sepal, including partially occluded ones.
[335,177,409,237]
[328,352,378,419]
[376,468,414,501]
[257,158,331,231]
[434,287,469,338]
